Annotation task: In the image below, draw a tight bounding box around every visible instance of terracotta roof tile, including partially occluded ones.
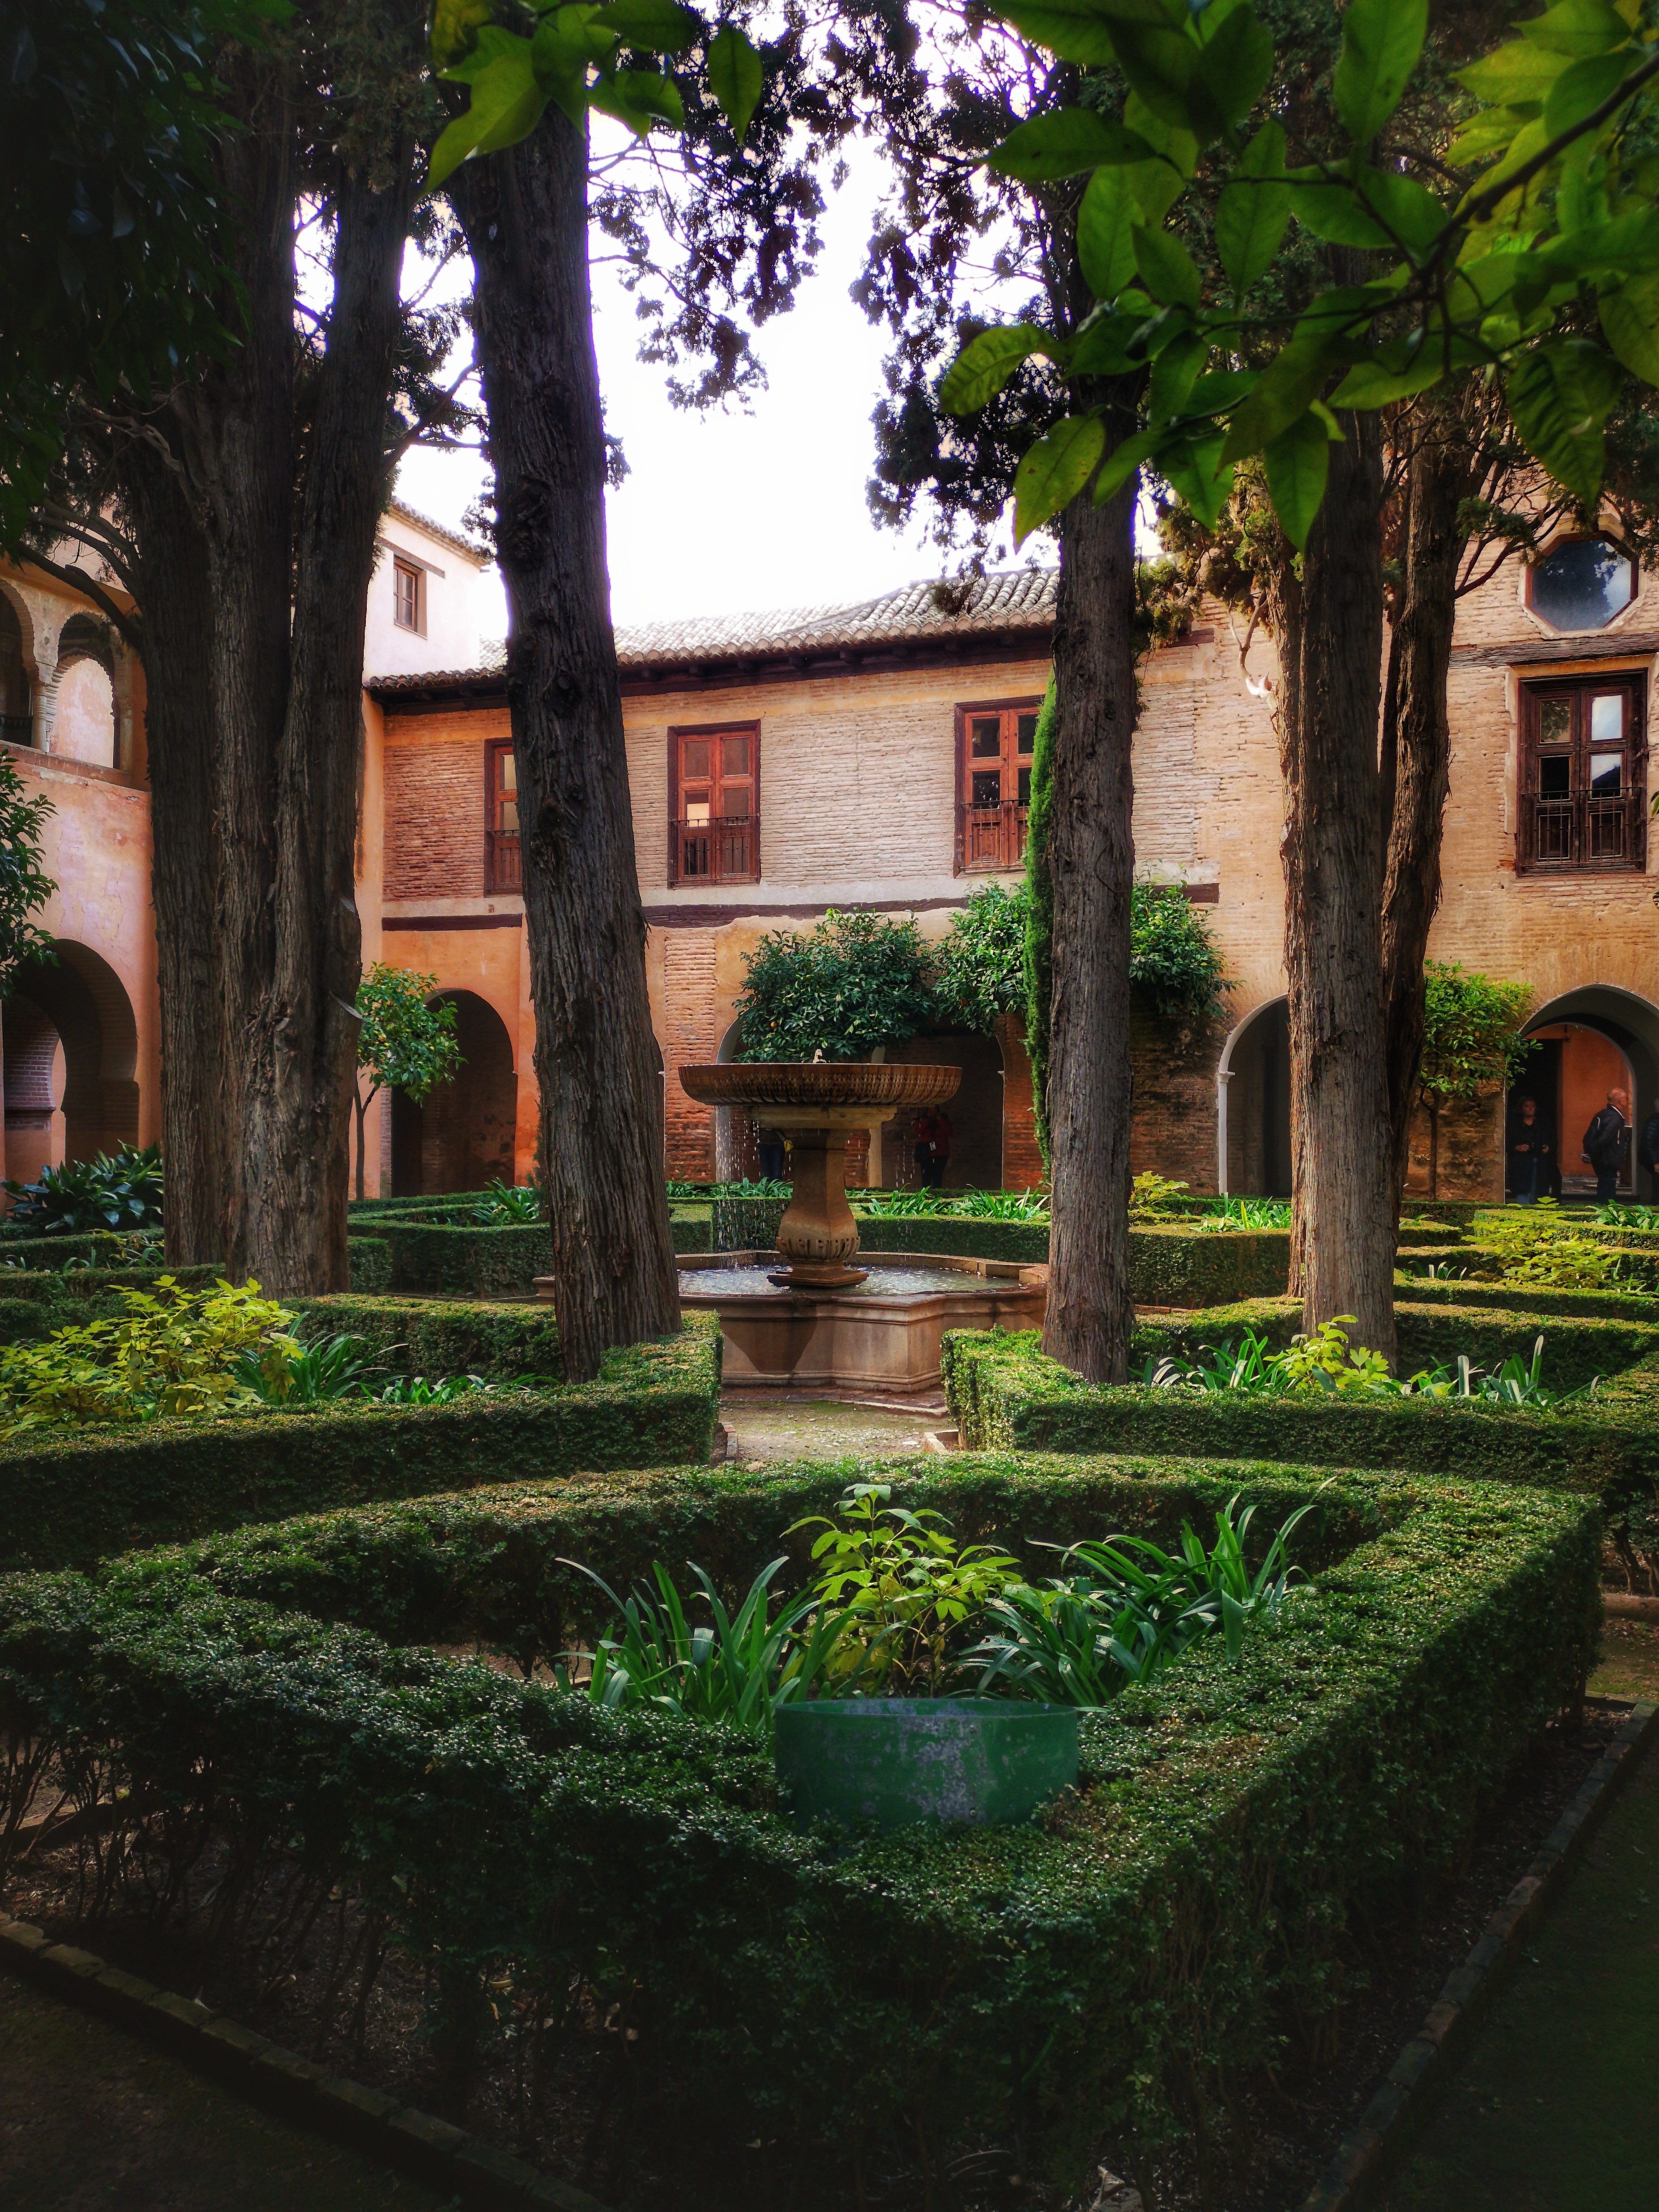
[365,569,1057,694]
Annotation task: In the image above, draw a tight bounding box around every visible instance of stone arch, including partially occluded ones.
[1516,985,1659,1199]
[389,988,517,1196]
[49,613,117,767]
[1216,995,1291,1197]
[0,589,32,744]
[3,941,140,1188]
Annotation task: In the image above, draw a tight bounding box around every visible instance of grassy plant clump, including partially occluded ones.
[2,1142,164,1236]
[858,1185,1050,1221]
[469,1178,542,1225]
[1191,1193,1293,1231]
[1143,1317,1594,1407]
[1129,1171,1190,1215]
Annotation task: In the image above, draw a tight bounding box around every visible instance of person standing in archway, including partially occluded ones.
[1582,1087,1630,1205]
[1506,1095,1554,1206]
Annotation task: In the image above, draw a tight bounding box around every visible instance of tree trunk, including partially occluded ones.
[221,154,410,1293]
[1280,409,1395,1360]
[451,113,681,1381]
[1428,1102,1440,1200]
[1381,427,1466,1206]
[1041,468,1139,1382]
[354,1084,376,1204]
[113,438,231,1264]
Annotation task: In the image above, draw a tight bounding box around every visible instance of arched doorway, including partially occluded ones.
[50,615,116,768]
[2,943,140,1188]
[876,1030,1006,1189]
[1512,987,1659,1201]
[389,990,517,1196]
[0,591,32,745]
[1216,996,1291,1196]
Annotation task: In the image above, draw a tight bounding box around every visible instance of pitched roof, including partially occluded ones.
[365,568,1057,697]
[383,498,491,566]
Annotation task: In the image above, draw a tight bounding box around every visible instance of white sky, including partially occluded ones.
[394,141,962,639]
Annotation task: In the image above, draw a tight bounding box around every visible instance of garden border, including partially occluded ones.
[0,1915,610,2212]
[1299,1697,1659,2212]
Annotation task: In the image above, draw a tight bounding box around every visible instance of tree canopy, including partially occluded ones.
[0,758,56,996]
[733,910,938,1061]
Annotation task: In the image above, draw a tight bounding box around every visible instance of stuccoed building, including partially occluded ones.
[362,525,1659,1206]
[4,511,1654,1206]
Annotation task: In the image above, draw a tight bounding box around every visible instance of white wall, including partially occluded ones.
[364,509,490,679]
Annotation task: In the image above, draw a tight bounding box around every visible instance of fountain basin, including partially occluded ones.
[677,1061,961,1290]
[675,1249,1048,1397]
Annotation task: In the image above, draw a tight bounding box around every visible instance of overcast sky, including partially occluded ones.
[394,143,981,640]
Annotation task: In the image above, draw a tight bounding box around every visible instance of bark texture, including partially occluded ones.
[1279,411,1396,1359]
[1380,428,1468,1204]
[113,440,231,1264]
[1041,470,1139,1383]
[452,114,681,1382]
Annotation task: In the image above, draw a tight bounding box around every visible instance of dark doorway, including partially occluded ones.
[389,990,517,1196]
[1225,998,1292,1197]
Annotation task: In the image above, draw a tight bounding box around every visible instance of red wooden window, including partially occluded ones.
[956,700,1040,873]
[1517,675,1647,875]
[669,724,760,883]
[393,558,423,633]
[485,738,521,892]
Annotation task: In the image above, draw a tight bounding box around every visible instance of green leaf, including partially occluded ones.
[1600,271,1659,385]
[1221,290,1389,461]
[1521,1,1631,59]
[997,0,1185,69]
[1013,415,1107,545]
[1194,3,1274,131]
[990,110,1156,182]
[1263,412,1330,550]
[428,44,544,188]
[1113,25,1210,139]
[592,67,684,133]
[1535,209,1659,279]
[1215,119,1289,294]
[1161,432,1233,530]
[1503,338,1622,506]
[431,0,497,71]
[1290,180,1393,251]
[706,22,764,143]
[1149,330,1207,420]
[1092,426,1160,508]
[599,0,699,51]
[1333,0,1426,144]
[1327,344,1447,409]
[1132,224,1201,309]
[939,325,1054,415]
[1545,49,1639,138]
[1457,39,1570,105]
[1357,167,1449,258]
[1077,168,1139,301]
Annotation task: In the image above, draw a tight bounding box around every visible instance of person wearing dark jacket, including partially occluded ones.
[1505,1096,1554,1204]
[1640,1097,1659,1202]
[1582,1087,1630,1203]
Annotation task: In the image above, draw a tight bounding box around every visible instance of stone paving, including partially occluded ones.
[0,1969,450,2212]
[1377,1718,1659,2212]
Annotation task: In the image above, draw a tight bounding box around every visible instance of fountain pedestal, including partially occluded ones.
[679,1062,962,1293]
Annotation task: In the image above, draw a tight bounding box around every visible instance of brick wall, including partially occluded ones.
[662,931,719,1177]
[384,739,485,901]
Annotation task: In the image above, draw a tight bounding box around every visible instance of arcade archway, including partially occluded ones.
[1216,996,1291,1197]
[389,990,517,1196]
[1512,986,1659,1200]
[2,943,140,1187]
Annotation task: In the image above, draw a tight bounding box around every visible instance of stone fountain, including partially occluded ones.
[675,1061,1048,1398]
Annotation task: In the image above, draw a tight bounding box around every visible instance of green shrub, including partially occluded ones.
[0,1457,1596,2192]
[0,1277,296,1431]
[347,1235,391,1292]
[3,1141,164,1235]
[0,1314,721,1571]
[369,1219,554,1294]
[944,1326,1659,1515]
[285,1295,563,1378]
[855,1213,1051,1265]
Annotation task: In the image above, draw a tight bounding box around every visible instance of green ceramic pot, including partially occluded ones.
[774,1697,1078,1830]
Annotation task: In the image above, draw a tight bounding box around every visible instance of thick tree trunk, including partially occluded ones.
[452,114,681,1381]
[1280,410,1395,1360]
[1041,470,1139,1383]
[225,158,408,1292]
[114,439,231,1264]
[1381,429,1466,1205]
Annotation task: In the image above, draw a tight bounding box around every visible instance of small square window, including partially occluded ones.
[970,717,1001,757]
[972,769,1001,807]
[1016,713,1037,754]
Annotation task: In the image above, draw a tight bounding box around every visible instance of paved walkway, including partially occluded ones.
[1377,1717,1659,2212]
[0,1970,450,2212]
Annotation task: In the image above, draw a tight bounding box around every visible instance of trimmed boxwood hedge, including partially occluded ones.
[1396,1274,1659,1323]
[287,1295,562,1378]
[0,1315,721,1572]
[368,1220,554,1294]
[1400,1241,1659,1291]
[943,1327,1659,1513]
[854,1214,1052,1265]
[1129,1296,1659,1394]
[0,1457,1598,2193]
